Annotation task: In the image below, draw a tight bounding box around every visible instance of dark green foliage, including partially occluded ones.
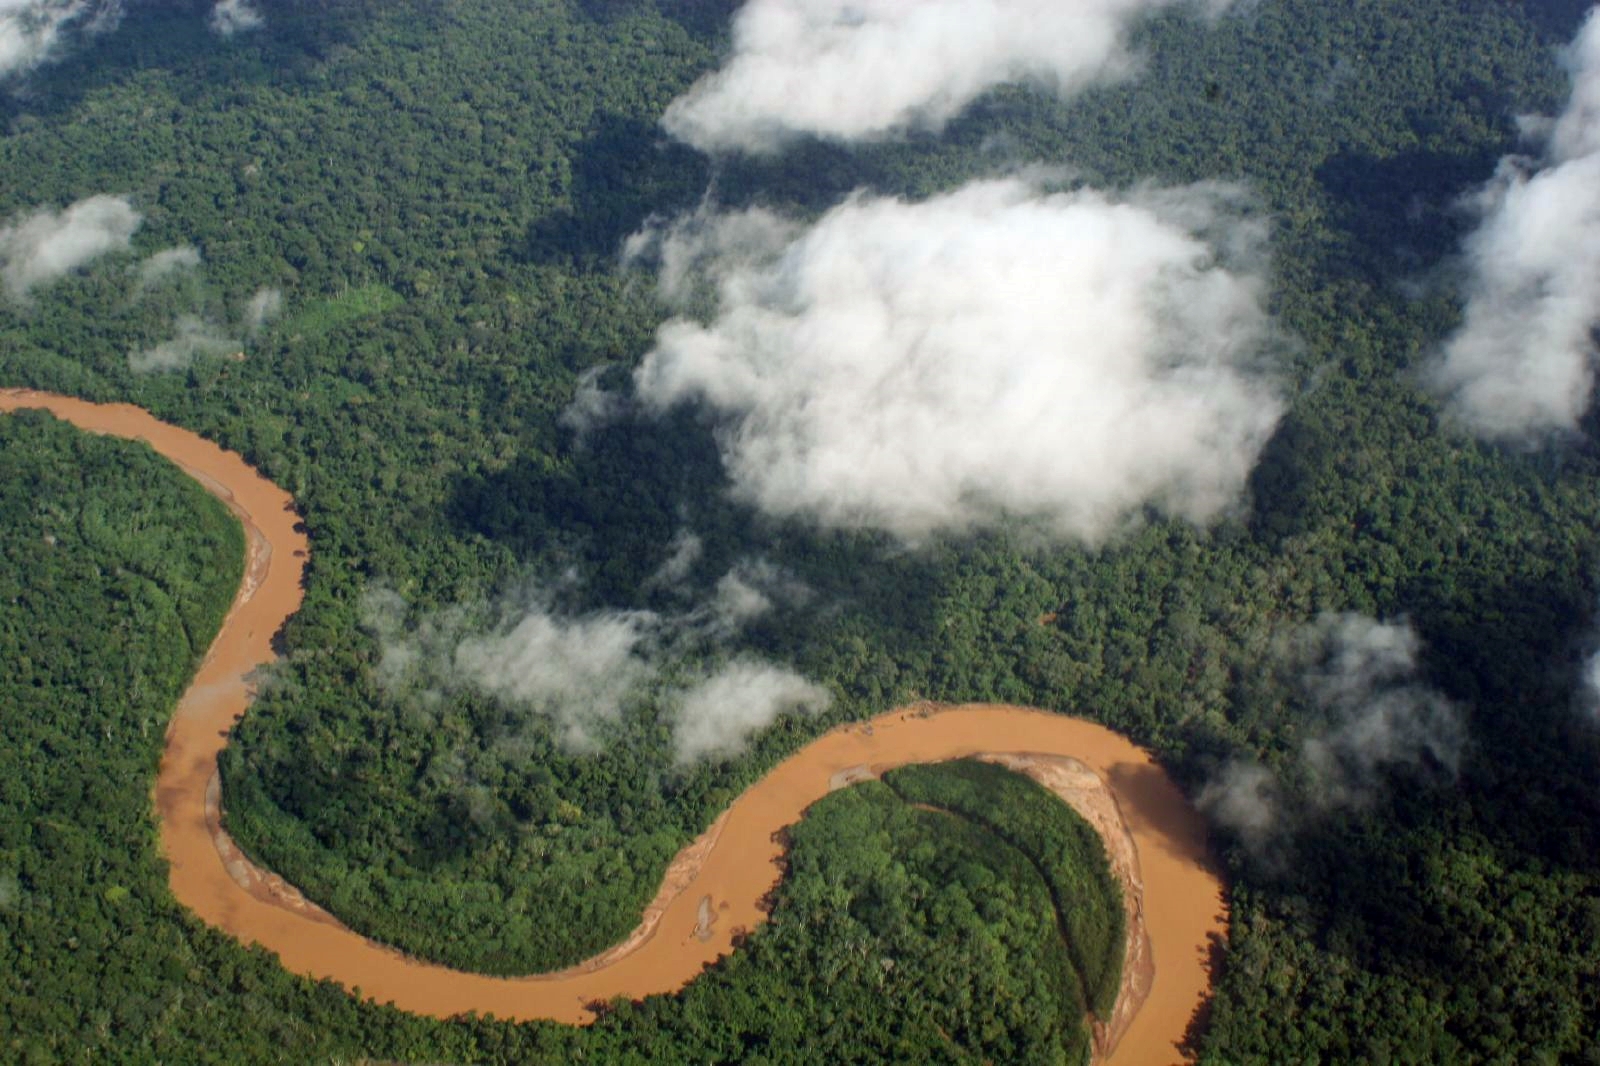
[0,431,1108,1062]
[0,414,577,1063]
[587,774,1098,1066]
[3,0,1600,1060]
[885,761,1125,1019]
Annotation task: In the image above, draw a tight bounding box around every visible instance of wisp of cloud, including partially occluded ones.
[129,283,281,373]
[1201,614,1463,854]
[0,0,116,79]
[243,286,282,333]
[134,245,202,291]
[628,174,1283,545]
[672,660,831,763]
[367,568,830,761]
[1586,650,1600,722]
[662,0,1232,153]
[209,0,263,38]
[1,0,255,78]
[129,314,237,373]
[1432,10,1600,439]
[0,194,139,299]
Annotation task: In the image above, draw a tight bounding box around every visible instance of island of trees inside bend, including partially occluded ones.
[3,0,1600,1063]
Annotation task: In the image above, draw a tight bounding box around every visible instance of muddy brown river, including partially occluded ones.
[2,387,1227,1065]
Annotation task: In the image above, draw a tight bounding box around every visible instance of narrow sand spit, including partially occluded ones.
[3,387,1227,1064]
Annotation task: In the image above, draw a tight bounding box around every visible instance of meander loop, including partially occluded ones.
[1,387,1226,1065]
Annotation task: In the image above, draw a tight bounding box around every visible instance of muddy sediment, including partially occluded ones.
[3,387,1226,1064]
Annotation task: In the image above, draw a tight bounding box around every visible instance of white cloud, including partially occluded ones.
[661,0,1230,153]
[1297,615,1463,807]
[1432,10,1600,439]
[134,245,202,290]
[647,529,705,588]
[0,0,95,79]
[698,557,810,635]
[208,0,262,37]
[454,606,661,751]
[0,1,248,77]
[369,568,827,760]
[1203,615,1463,851]
[128,283,279,370]
[671,659,832,763]
[243,286,282,333]
[0,194,140,299]
[629,175,1283,544]
[1196,761,1280,852]
[129,313,237,373]
[710,567,772,627]
[561,364,628,438]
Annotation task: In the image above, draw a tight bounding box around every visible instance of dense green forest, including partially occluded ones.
[883,760,1125,1021]
[5,0,1600,1060]
[0,431,1111,1061]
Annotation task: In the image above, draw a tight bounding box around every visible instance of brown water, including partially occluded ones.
[2,387,1226,1064]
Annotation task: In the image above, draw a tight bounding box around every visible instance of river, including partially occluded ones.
[1,387,1226,1064]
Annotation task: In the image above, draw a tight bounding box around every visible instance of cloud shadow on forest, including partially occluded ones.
[0,0,374,127]
[1396,563,1600,878]
[1212,563,1600,1004]
[521,113,711,269]
[572,0,740,40]
[1313,137,1506,282]
[520,109,951,272]
[444,404,946,655]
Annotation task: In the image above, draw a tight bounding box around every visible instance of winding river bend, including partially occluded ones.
[2,387,1226,1065]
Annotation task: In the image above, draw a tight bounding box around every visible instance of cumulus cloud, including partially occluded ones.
[1,1,249,76]
[208,0,262,37]
[0,194,140,299]
[368,570,829,759]
[1431,10,1600,439]
[1298,614,1464,805]
[1202,615,1464,851]
[695,557,811,636]
[627,175,1282,544]
[134,245,202,290]
[366,588,656,750]
[0,0,117,79]
[672,660,832,762]
[709,566,773,627]
[662,0,1231,153]
[128,313,237,373]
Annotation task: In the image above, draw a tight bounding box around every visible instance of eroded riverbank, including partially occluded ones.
[2,387,1226,1065]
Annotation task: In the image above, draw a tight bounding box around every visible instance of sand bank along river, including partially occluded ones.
[1,387,1227,1065]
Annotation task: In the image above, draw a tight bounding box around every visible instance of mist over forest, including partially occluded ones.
[4,0,1600,1062]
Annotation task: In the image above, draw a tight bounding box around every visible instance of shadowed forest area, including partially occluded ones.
[4,0,1600,1061]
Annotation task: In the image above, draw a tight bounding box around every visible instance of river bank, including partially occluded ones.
[2,387,1226,1064]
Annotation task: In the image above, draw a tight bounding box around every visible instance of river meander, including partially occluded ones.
[2,387,1227,1065]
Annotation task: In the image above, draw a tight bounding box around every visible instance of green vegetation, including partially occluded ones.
[594,775,1100,1066]
[0,413,537,1064]
[3,0,1600,1060]
[0,438,1109,1062]
[884,761,1125,1020]
[276,283,404,342]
